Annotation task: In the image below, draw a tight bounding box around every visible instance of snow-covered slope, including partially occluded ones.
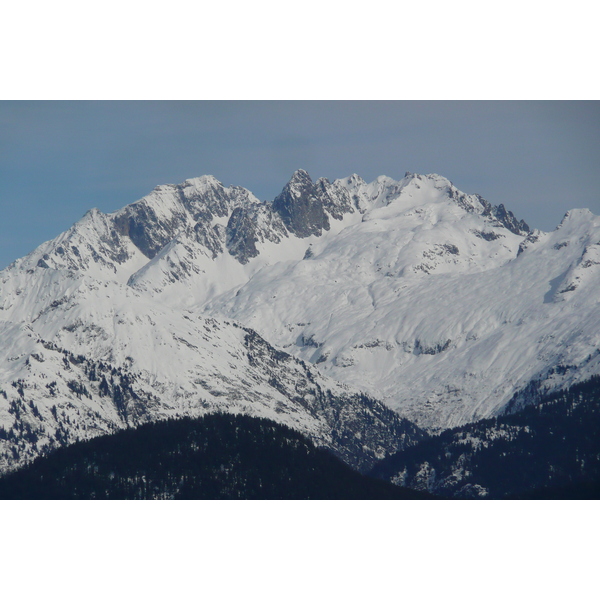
[0,270,421,474]
[203,173,600,430]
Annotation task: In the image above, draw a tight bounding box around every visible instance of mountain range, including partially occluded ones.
[1,169,599,497]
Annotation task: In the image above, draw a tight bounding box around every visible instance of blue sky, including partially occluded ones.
[0,100,599,269]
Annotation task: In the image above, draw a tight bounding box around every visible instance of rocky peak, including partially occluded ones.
[396,174,530,236]
[314,177,355,221]
[492,203,530,235]
[333,174,370,213]
[183,174,221,189]
[111,177,256,262]
[286,169,313,194]
[112,194,187,260]
[470,195,530,236]
[558,208,595,228]
[179,176,232,220]
[272,170,330,237]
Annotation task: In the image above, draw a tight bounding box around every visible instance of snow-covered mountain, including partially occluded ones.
[203,173,600,430]
[0,173,437,474]
[0,274,422,474]
[1,168,598,473]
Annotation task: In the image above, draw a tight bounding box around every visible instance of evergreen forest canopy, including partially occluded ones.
[369,376,600,499]
[0,412,432,500]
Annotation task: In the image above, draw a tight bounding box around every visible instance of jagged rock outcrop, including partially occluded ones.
[272,169,331,237]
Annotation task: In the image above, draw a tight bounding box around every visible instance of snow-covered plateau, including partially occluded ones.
[1,169,598,472]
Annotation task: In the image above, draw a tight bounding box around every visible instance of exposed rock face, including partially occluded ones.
[112,179,236,260]
[226,207,260,263]
[192,221,225,259]
[477,197,530,235]
[272,169,331,237]
[315,177,356,220]
[180,177,232,219]
[226,204,288,264]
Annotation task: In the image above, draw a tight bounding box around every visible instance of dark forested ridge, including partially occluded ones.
[369,376,600,499]
[0,413,433,500]
[3,375,600,500]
